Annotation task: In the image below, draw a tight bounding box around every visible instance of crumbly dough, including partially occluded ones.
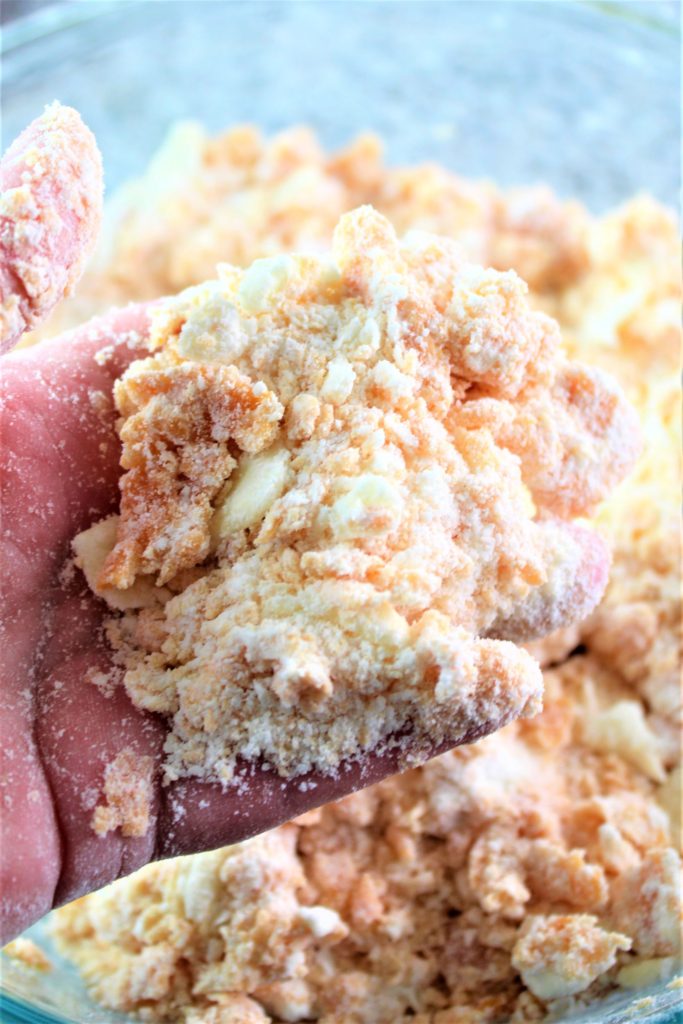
[73,206,637,782]
[53,657,681,1024]
[52,129,681,1022]
[2,937,52,972]
[91,747,154,839]
[30,125,592,339]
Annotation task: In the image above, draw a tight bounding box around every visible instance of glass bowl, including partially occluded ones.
[1,2,680,1022]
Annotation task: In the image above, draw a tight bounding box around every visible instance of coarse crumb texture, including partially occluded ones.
[2,937,52,972]
[91,747,154,839]
[73,205,638,781]
[0,102,102,348]
[53,656,681,1024]
[31,125,596,344]
[52,130,681,1022]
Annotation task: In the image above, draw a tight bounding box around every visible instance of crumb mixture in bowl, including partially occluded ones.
[50,127,681,1022]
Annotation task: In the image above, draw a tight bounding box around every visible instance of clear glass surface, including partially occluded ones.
[0,2,680,1022]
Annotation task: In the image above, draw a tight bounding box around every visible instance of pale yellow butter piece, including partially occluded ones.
[72,517,169,610]
[211,447,291,540]
[238,255,294,313]
[286,393,320,441]
[582,699,666,783]
[338,315,381,356]
[175,289,247,364]
[320,355,355,405]
[617,957,678,989]
[330,473,402,539]
[297,905,347,940]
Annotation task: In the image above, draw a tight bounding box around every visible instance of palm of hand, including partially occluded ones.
[1,308,159,939]
[1,308,440,939]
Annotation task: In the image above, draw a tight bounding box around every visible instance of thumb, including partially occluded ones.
[0,102,103,352]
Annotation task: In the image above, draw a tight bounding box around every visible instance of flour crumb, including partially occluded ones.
[91,747,154,838]
[3,938,52,972]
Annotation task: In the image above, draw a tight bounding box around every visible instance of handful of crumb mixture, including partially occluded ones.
[73,207,639,783]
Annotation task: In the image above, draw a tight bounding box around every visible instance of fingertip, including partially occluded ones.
[547,522,611,635]
[0,102,103,351]
[566,521,610,602]
[487,522,610,643]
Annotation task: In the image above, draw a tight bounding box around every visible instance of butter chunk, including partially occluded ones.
[617,956,678,989]
[330,473,402,539]
[238,255,294,313]
[320,355,355,405]
[211,447,291,540]
[582,699,665,783]
[286,393,320,441]
[297,905,348,941]
[72,517,169,610]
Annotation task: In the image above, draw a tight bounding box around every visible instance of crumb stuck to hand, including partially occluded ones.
[91,747,153,838]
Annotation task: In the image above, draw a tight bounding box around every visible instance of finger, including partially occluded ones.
[0,674,60,944]
[157,726,490,860]
[486,521,610,643]
[156,641,541,859]
[1,303,151,744]
[0,102,103,351]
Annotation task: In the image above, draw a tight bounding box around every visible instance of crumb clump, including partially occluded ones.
[91,747,154,838]
[2,937,52,972]
[52,127,681,1024]
[74,206,637,782]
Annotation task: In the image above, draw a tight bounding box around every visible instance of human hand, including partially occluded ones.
[0,109,611,945]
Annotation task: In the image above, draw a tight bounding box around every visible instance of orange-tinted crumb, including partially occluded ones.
[91,747,154,839]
